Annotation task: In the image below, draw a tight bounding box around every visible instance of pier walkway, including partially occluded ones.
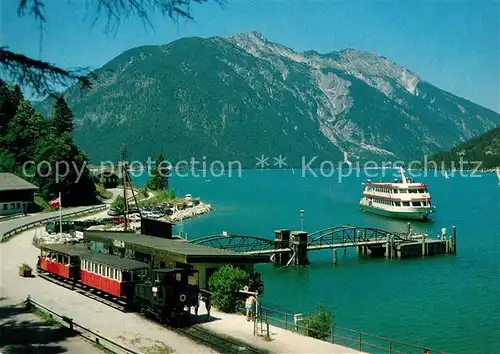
[189,225,457,266]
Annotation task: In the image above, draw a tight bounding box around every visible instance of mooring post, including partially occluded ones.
[452,226,457,254]
[385,235,391,259]
[421,233,426,256]
[362,230,368,255]
[333,248,337,265]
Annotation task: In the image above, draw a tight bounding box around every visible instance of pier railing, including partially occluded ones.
[256,305,446,354]
[24,296,138,354]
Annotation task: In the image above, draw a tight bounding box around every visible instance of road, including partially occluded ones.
[0,188,142,238]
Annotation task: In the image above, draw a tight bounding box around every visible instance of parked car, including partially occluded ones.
[107,208,123,216]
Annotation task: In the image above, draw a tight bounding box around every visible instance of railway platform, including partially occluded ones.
[193,304,364,353]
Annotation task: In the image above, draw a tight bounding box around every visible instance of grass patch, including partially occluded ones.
[95,184,113,200]
[29,306,63,327]
[34,195,49,211]
[139,189,179,207]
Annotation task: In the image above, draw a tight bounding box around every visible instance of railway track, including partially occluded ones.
[173,324,269,354]
[36,270,128,312]
[37,271,269,354]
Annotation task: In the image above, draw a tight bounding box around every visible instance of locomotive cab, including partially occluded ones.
[134,268,200,325]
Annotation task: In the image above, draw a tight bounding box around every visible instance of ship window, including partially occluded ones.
[401,189,407,193]
[394,201,401,206]
[393,189,398,193]
[413,202,421,207]
[402,201,410,206]
[422,201,427,206]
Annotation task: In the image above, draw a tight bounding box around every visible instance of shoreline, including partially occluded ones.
[162,201,212,223]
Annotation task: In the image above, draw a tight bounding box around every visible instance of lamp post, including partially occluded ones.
[300,209,304,231]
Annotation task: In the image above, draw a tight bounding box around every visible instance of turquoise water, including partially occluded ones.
[133,170,500,353]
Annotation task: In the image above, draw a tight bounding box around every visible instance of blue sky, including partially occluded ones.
[2,0,499,112]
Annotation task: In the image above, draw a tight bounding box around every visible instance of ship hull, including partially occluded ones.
[360,203,433,221]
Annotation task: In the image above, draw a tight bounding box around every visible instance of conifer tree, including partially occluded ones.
[146,153,170,191]
[51,96,74,134]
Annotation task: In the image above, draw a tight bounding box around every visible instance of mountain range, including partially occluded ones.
[37,31,500,167]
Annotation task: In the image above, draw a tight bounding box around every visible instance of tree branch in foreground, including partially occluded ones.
[0,48,94,97]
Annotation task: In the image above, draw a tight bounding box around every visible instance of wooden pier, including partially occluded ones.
[189,224,457,267]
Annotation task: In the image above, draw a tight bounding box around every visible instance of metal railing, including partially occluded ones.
[255,305,446,354]
[0,205,107,242]
[25,296,138,354]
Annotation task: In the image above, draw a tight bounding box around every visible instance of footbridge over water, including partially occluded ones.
[188,225,457,266]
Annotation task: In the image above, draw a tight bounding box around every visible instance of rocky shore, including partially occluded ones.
[162,202,212,223]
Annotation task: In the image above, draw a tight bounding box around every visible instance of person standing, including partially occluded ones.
[245,294,256,322]
[205,296,212,321]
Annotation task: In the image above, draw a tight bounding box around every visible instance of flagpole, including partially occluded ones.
[59,191,62,235]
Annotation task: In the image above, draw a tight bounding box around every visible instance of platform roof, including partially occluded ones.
[0,173,38,192]
[40,243,89,256]
[83,231,269,264]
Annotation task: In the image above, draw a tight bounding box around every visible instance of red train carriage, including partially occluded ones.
[79,252,149,299]
[37,243,88,279]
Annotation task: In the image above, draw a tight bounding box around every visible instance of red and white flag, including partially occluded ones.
[49,197,61,209]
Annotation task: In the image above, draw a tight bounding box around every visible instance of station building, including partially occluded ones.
[83,230,269,289]
[0,172,38,216]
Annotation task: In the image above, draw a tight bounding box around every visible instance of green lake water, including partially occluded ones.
[134,169,500,353]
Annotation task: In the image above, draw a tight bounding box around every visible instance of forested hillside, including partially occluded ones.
[430,125,500,169]
[0,79,97,207]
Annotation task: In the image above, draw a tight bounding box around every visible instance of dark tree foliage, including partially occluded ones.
[1,0,223,97]
[0,79,23,136]
[146,153,170,191]
[51,95,74,134]
[0,81,97,206]
[3,100,45,165]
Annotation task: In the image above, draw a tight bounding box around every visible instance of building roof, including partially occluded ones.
[80,252,149,271]
[83,231,269,264]
[0,173,38,192]
[40,243,90,256]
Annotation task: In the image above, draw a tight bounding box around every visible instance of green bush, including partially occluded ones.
[208,265,250,313]
[139,187,149,199]
[111,195,125,211]
[305,304,334,340]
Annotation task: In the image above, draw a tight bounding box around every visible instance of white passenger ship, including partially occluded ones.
[359,167,436,220]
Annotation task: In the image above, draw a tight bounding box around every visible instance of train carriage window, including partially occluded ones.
[98,264,102,275]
